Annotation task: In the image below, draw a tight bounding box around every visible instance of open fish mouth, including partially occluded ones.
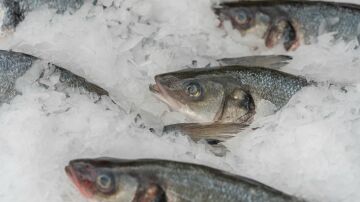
[65,164,94,198]
[149,82,182,111]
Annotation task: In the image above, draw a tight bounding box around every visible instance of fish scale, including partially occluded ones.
[0,51,34,103]
[231,66,308,108]
[150,55,309,141]
[0,50,109,104]
[66,158,306,202]
[215,1,360,50]
[1,0,85,31]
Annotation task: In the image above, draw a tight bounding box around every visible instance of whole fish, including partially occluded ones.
[150,55,309,140]
[1,0,84,31]
[65,158,305,202]
[214,1,360,51]
[0,50,108,104]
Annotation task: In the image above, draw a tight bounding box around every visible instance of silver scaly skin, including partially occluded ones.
[0,50,108,104]
[65,158,306,202]
[153,65,308,116]
[150,55,308,141]
[1,0,84,31]
[214,1,360,50]
[0,50,33,103]
[218,65,308,109]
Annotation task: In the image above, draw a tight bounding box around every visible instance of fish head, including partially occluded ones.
[214,2,299,51]
[150,69,254,123]
[150,70,225,122]
[65,159,138,202]
[214,3,271,37]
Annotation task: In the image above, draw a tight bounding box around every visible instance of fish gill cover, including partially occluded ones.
[0,0,359,202]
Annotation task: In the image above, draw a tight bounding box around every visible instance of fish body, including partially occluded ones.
[150,56,308,140]
[0,50,108,104]
[204,65,307,109]
[215,1,360,50]
[151,59,308,124]
[1,0,84,31]
[0,50,33,102]
[65,158,305,202]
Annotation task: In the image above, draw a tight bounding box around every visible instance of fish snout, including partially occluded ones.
[152,74,179,93]
[65,161,97,198]
[149,83,160,94]
[212,5,223,16]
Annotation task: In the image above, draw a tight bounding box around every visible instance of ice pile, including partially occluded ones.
[0,0,360,202]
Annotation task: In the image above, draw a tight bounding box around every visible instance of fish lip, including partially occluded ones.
[65,165,72,178]
[65,164,78,186]
[149,83,160,94]
[65,163,94,199]
[212,4,223,15]
[149,75,182,111]
[149,75,164,95]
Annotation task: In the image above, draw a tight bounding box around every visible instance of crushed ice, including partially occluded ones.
[0,0,360,201]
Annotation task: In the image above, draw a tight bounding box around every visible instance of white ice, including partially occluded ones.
[0,0,360,201]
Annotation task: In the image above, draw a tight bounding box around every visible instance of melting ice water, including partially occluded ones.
[0,0,360,201]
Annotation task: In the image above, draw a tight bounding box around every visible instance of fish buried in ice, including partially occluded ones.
[0,50,108,104]
[214,1,360,51]
[150,55,309,141]
[65,157,306,202]
[1,0,84,31]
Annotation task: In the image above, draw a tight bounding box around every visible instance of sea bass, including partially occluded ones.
[150,55,308,141]
[65,158,305,202]
[1,0,84,31]
[0,50,108,103]
[214,1,360,51]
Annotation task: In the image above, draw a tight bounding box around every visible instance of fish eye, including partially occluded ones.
[185,82,202,98]
[96,173,114,193]
[235,10,248,24]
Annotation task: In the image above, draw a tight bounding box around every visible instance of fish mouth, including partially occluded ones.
[149,83,161,94]
[65,163,94,198]
[149,75,163,96]
[149,83,167,103]
[149,78,182,111]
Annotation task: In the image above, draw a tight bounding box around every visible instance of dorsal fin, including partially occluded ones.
[163,122,249,142]
[216,55,292,70]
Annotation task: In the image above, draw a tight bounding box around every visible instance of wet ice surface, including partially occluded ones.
[0,0,360,201]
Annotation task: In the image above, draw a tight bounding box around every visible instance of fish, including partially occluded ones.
[150,55,309,141]
[214,1,360,51]
[1,0,84,31]
[65,157,306,202]
[0,50,108,104]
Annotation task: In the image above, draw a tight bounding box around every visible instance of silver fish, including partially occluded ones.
[0,50,108,104]
[150,55,309,141]
[65,158,306,202]
[1,0,84,31]
[214,1,360,51]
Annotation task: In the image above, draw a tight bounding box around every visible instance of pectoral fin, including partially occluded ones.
[264,19,300,51]
[163,122,249,142]
[217,55,292,70]
[133,183,167,202]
